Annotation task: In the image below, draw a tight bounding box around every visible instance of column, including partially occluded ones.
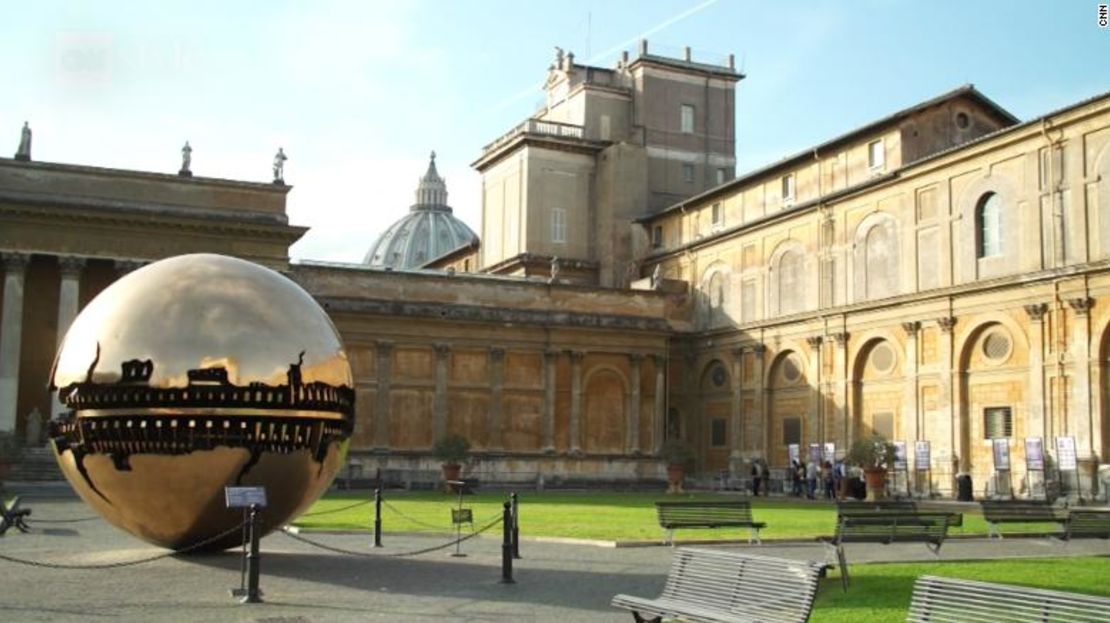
[433,343,451,442]
[831,332,849,450]
[936,317,959,473]
[753,345,767,457]
[488,346,505,451]
[627,354,642,455]
[652,353,666,453]
[114,259,145,277]
[373,339,393,451]
[542,349,558,453]
[0,253,29,432]
[805,336,823,444]
[52,256,85,420]
[729,347,743,460]
[901,321,920,444]
[1066,297,1094,494]
[568,350,585,455]
[1023,303,1048,442]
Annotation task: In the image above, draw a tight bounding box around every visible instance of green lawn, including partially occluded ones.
[811,557,1110,623]
[295,490,1012,541]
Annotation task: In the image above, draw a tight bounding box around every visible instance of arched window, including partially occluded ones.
[976,192,1001,258]
[863,219,897,299]
[777,250,804,315]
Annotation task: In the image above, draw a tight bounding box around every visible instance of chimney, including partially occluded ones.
[728,53,735,70]
[684,46,691,62]
[639,39,648,56]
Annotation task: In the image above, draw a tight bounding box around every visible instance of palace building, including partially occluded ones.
[1,43,1108,498]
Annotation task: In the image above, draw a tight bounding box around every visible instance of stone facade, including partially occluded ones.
[1,51,1108,499]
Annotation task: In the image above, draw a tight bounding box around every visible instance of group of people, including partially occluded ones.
[749,458,864,499]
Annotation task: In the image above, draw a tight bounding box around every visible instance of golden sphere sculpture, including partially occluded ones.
[49,254,354,551]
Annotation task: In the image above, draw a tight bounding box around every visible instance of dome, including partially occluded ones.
[50,254,353,550]
[364,151,479,269]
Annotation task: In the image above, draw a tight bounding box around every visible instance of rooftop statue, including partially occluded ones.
[14,121,31,161]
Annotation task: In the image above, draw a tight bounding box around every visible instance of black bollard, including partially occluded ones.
[500,501,515,584]
[510,492,521,559]
[242,504,263,603]
[373,488,383,548]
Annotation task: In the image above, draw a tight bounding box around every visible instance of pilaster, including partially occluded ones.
[628,354,642,455]
[0,252,29,432]
[373,339,393,451]
[487,346,505,451]
[568,350,585,455]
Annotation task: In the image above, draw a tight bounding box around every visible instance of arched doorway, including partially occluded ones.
[768,350,809,467]
[700,360,731,472]
[958,322,1028,495]
[852,338,904,443]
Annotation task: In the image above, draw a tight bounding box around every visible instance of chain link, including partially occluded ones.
[28,516,100,524]
[280,512,503,558]
[0,520,246,570]
[298,498,372,518]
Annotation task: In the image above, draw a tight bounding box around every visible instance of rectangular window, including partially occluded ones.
[868,139,885,170]
[782,417,801,446]
[682,163,694,183]
[599,114,611,141]
[711,419,727,447]
[551,208,566,243]
[984,407,1013,439]
[872,412,894,440]
[716,168,727,185]
[463,259,470,271]
[781,173,795,204]
[652,225,663,248]
[711,203,723,229]
[680,104,695,134]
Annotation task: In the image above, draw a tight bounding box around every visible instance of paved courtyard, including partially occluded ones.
[2,492,1109,622]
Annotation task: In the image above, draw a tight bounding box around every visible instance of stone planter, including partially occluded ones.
[441,463,462,493]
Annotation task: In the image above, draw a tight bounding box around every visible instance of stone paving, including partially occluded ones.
[1,491,1108,622]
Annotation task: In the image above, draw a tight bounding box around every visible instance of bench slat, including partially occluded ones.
[907,575,1110,623]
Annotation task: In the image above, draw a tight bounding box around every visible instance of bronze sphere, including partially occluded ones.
[49,254,354,550]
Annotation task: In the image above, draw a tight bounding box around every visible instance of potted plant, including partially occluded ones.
[432,433,470,493]
[847,435,896,501]
[660,438,695,494]
[0,430,23,485]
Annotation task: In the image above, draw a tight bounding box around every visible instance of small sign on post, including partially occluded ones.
[225,486,266,604]
[1025,437,1046,500]
[225,486,268,509]
[808,443,821,465]
[914,440,931,498]
[822,442,836,463]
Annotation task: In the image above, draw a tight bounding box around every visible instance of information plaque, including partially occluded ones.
[893,441,908,470]
[788,443,800,464]
[225,486,267,509]
[808,443,821,464]
[992,438,1011,471]
[914,440,930,471]
[822,442,836,463]
[1025,437,1045,471]
[1055,436,1078,471]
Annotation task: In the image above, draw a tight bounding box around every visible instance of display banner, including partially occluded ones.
[788,443,800,464]
[992,438,1011,470]
[1025,437,1044,471]
[808,443,821,464]
[1055,436,1077,471]
[914,440,931,471]
[823,442,836,463]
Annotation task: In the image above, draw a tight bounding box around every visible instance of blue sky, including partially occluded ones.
[2,1,1107,262]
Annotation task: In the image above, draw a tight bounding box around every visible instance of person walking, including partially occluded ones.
[805,460,818,500]
[750,460,762,496]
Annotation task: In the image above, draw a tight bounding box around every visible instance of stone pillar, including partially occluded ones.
[1023,303,1049,442]
[488,346,505,451]
[753,345,767,458]
[1066,297,1095,493]
[52,256,85,420]
[542,349,558,453]
[831,332,849,450]
[936,317,959,473]
[729,347,743,460]
[569,350,585,455]
[0,252,29,433]
[373,339,393,451]
[433,343,451,443]
[901,321,920,444]
[805,336,823,444]
[652,353,666,453]
[114,259,145,277]
[627,354,642,455]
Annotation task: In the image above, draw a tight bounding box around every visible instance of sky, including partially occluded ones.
[2,1,1108,263]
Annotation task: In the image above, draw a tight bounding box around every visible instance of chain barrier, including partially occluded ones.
[298,498,372,518]
[28,516,100,524]
[280,511,503,559]
[380,499,457,531]
[0,520,246,570]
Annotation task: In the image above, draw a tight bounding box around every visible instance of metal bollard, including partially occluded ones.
[373,488,383,548]
[510,492,521,559]
[500,501,515,584]
[242,504,263,603]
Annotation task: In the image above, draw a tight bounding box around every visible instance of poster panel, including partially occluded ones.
[788,443,800,464]
[1025,437,1044,471]
[893,441,908,470]
[823,442,836,463]
[992,438,1011,470]
[808,443,821,464]
[914,440,930,471]
[1055,436,1077,471]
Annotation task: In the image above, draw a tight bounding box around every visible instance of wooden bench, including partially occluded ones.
[1060,509,1110,541]
[655,500,766,545]
[839,501,964,528]
[0,495,31,536]
[907,575,1110,622]
[979,500,1067,539]
[825,511,952,590]
[611,548,824,623]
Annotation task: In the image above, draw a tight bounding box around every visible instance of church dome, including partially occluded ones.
[363,152,478,269]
